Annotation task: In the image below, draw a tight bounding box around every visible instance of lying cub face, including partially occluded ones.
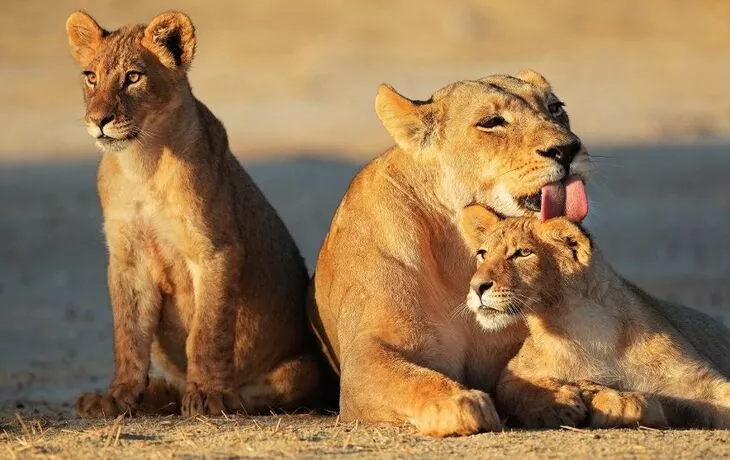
[459,206,592,330]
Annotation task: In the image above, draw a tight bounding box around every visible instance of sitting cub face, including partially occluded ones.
[459,206,593,330]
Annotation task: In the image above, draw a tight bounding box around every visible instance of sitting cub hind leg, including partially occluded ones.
[237,354,322,413]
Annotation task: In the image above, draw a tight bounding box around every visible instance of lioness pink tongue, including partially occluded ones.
[539,176,589,222]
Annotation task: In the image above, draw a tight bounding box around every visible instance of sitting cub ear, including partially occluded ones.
[375,84,436,153]
[538,218,592,266]
[66,11,106,66]
[459,205,502,251]
[143,11,196,70]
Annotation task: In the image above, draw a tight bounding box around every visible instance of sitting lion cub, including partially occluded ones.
[459,206,730,428]
[66,11,322,417]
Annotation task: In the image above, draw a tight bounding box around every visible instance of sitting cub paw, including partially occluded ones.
[588,389,667,428]
[181,383,242,416]
[519,384,588,428]
[75,382,143,418]
[410,389,501,437]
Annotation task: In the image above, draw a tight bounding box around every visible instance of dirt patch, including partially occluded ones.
[2,412,730,459]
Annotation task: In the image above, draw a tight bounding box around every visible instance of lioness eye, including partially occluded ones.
[476,115,507,130]
[125,71,142,85]
[83,71,96,87]
[515,248,533,258]
[548,101,565,117]
[476,248,488,261]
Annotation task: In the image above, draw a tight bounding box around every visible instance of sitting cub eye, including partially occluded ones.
[514,248,533,258]
[125,71,143,85]
[476,115,507,130]
[83,71,97,87]
[548,101,565,117]
[476,248,488,262]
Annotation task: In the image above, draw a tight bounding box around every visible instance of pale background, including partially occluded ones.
[1,0,729,421]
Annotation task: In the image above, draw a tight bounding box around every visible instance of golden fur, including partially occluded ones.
[460,206,730,428]
[66,11,323,417]
[309,71,593,436]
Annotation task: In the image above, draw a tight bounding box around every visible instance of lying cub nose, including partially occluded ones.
[472,280,494,296]
[537,140,582,170]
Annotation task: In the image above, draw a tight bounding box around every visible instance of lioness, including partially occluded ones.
[66,11,321,417]
[460,206,730,428]
[309,70,593,436]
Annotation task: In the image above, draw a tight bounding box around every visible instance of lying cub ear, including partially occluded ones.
[375,84,436,152]
[458,205,502,251]
[538,218,592,266]
[517,69,552,90]
[143,11,196,70]
[66,11,106,66]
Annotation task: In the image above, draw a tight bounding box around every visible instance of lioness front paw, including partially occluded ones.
[519,384,588,429]
[181,383,242,417]
[410,389,501,437]
[75,382,142,418]
[588,389,667,428]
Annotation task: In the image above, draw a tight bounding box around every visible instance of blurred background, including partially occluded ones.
[1,0,729,413]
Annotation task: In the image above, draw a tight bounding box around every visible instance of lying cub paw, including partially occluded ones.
[588,389,667,428]
[519,384,588,429]
[75,383,142,418]
[411,389,501,437]
[181,383,242,417]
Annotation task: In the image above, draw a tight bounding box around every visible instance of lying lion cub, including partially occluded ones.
[459,206,730,428]
[66,11,321,417]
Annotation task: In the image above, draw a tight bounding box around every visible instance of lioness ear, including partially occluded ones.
[143,11,196,70]
[517,69,551,90]
[375,84,435,152]
[459,205,502,251]
[538,218,592,266]
[66,11,106,66]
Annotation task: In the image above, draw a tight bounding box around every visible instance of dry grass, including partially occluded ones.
[1,412,729,459]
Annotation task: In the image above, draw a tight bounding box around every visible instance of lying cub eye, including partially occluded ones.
[83,71,97,87]
[476,248,488,261]
[476,115,507,130]
[125,71,143,85]
[548,101,565,117]
[514,248,533,258]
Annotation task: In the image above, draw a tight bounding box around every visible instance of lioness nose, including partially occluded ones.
[537,140,582,170]
[472,280,494,296]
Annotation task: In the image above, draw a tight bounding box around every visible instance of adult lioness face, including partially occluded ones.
[66,11,195,152]
[376,70,592,222]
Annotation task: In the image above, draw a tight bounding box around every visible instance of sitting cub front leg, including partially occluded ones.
[182,250,242,416]
[577,381,667,428]
[76,248,162,418]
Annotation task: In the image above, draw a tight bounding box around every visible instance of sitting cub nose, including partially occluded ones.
[89,113,115,130]
[537,140,582,170]
[471,280,494,297]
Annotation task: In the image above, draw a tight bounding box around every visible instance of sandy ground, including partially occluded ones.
[1,145,729,457]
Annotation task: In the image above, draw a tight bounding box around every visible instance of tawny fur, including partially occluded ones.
[309,70,594,436]
[460,207,730,429]
[66,11,323,418]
